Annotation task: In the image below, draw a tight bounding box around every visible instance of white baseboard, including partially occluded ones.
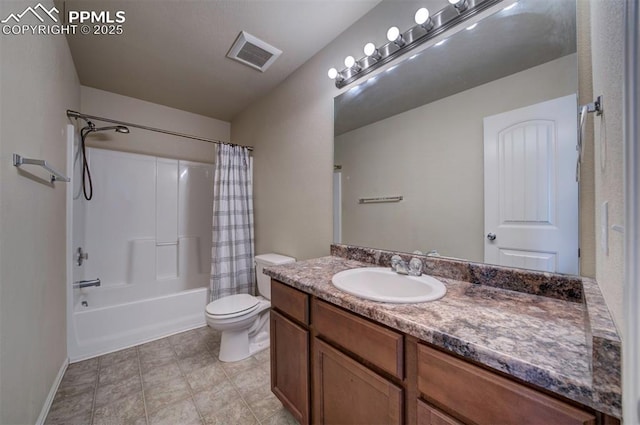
[35,358,69,425]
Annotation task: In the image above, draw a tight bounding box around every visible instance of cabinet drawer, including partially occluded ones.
[312,299,403,379]
[271,279,309,325]
[417,344,596,425]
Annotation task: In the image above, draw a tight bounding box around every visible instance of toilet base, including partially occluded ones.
[215,311,270,362]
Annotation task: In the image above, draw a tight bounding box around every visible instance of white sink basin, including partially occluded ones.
[331,267,447,304]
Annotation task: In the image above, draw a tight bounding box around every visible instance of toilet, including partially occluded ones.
[205,253,295,362]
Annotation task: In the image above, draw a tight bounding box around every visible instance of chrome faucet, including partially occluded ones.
[391,255,423,276]
[73,278,101,289]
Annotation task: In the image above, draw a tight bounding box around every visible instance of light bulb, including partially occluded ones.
[386,26,405,47]
[386,26,400,42]
[344,56,355,68]
[328,68,338,79]
[448,0,468,11]
[363,42,382,61]
[364,43,376,56]
[415,7,434,31]
[414,8,430,25]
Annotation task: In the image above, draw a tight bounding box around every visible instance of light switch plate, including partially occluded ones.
[601,201,609,255]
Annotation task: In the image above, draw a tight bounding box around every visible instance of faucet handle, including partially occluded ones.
[391,255,403,272]
[408,257,423,276]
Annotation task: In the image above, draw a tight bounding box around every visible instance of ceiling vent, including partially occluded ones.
[227,31,282,72]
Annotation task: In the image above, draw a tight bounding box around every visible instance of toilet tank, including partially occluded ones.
[255,253,295,300]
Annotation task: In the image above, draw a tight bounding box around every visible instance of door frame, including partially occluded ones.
[623,0,639,421]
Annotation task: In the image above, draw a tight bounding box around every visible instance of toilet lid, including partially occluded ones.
[206,294,260,317]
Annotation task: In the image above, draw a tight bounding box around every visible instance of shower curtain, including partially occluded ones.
[210,144,255,300]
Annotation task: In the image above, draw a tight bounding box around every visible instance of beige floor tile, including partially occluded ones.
[92,391,145,425]
[54,381,95,402]
[95,374,142,408]
[221,356,260,378]
[68,358,99,374]
[142,361,182,387]
[260,407,299,425]
[99,357,140,386]
[185,362,228,392]
[45,390,93,425]
[63,359,99,385]
[144,376,191,414]
[202,398,257,425]
[232,367,270,397]
[192,380,240,417]
[58,370,97,396]
[148,398,203,425]
[138,338,171,353]
[48,332,281,425]
[139,349,176,373]
[178,351,217,375]
[173,338,210,359]
[99,347,138,367]
[243,386,283,422]
[168,329,202,347]
[252,347,270,364]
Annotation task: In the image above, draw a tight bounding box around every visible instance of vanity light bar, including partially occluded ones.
[329,0,503,89]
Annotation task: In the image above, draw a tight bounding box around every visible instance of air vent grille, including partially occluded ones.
[227,31,282,72]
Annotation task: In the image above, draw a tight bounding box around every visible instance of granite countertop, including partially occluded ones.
[264,254,621,418]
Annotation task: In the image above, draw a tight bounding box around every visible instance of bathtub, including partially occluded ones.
[68,283,208,362]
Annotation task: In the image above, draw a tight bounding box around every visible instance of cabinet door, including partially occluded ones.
[270,310,309,424]
[314,339,403,425]
[417,399,463,425]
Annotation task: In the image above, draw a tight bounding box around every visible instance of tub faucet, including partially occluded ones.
[391,255,423,276]
[74,278,101,289]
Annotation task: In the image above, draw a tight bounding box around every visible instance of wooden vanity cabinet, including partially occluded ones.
[270,280,310,425]
[269,279,607,425]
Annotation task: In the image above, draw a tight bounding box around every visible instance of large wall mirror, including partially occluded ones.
[333,0,581,274]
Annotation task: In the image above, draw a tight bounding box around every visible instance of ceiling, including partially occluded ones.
[60,0,380,122]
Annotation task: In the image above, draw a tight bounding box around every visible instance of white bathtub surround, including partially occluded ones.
[70,287,208,362]
[211,144,255,299]
[68,143,215,361]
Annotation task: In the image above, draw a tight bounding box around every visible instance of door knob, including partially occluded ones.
[487,233,497,241]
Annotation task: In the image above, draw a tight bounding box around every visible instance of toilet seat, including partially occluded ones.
[206,294,260,319]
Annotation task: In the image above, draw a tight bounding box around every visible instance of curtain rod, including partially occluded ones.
[66,110,253,151]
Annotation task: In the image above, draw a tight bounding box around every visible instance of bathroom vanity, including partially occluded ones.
[266,246,621,425]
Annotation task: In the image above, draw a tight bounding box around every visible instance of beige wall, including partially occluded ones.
[0,0,80,422]
[589,0,626,332]
[231,1,430,260]
[81,86,230,163]
[335,55,577,261]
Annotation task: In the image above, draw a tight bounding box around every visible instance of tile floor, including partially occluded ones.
[45,326,298,425]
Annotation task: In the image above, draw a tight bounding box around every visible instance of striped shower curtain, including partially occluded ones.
[210,144,255,300]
